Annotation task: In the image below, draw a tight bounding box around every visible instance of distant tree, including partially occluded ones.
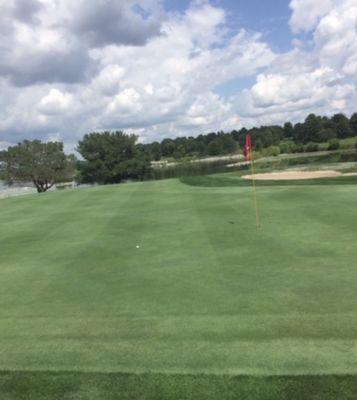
[255,138,263,151]
[260,128,274,147]
[77,131,151,184]
[283,122,294,138]
[231,130,240,141]
[350,113,357,135]
[149,142,161,161]
[304,114,323,142]
[316,128,336,142]
[161,138,176,157]
[173,145,186,159]
[207,138,223,156]
[0,140,76,193]
[293,122,306,143]
[220,135,237,154]
[331,113,352,138]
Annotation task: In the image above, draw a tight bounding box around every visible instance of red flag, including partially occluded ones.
[245,134,251,161]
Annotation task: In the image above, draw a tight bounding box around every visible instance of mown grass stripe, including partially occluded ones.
[1,371,357,400]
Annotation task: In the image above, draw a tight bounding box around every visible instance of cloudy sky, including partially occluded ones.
[0,0,356,152]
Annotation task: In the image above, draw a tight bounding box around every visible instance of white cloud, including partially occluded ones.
[0,0,356,151]
[38,89,73,115]
[107,88,142,114]
[236,0,357,127]
[289,0,334,33]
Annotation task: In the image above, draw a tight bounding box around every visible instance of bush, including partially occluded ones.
[295,144,305,153]
[328,139,340,150]
[305,142,319,152]
[279,141,296,154]
[262,145,280,157]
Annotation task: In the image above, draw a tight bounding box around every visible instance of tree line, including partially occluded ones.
[1,112,356,192]
[142,112,357,160]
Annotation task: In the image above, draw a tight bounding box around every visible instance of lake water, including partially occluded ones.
[0,181,36,199]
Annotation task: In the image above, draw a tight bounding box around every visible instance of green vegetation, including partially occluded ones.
[1,371,357,400]
[2,112,357,191]
[181,172,357,187]
[77,131,151,184]
[141,112,357,161]
[1,176,357,398]
[0,140,76,192]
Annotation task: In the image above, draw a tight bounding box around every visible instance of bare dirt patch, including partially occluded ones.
[242,170,350,180]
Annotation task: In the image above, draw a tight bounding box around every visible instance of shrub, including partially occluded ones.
[305,142,319,152]
[328,139,340,150]
[262,145,280,157]
[295,144,305,153]
[279,141,296,154]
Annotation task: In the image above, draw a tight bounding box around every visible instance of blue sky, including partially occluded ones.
[166,0,293,51]
[165,0,294,99]
[0,0,356,150]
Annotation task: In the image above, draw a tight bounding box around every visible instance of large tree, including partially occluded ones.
[77,131,151,184]
[0,140,76,193]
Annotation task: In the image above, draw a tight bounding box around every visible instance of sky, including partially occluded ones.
[0,0,356,152]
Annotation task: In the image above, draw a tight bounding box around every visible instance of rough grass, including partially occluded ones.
[1,177,357,398]
[1,371,357,400]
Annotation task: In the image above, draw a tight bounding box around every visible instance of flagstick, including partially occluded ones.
[250,155,261,229]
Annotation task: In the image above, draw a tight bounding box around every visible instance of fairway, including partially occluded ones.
[1,178,357,397]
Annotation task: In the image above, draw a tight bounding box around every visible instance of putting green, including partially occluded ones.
[0,178,357,375]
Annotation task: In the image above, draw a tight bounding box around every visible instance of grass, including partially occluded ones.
[1,177,357,398]
[181,171,357,187]
[2,371,357,400]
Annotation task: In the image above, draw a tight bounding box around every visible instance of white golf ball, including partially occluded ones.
[136,245,140,248]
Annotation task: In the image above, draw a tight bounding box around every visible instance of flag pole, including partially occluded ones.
[250,155,261,229]
[245,133,261,229]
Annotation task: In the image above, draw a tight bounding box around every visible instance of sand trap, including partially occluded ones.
[342,172,357,177]
[242,170,351,180]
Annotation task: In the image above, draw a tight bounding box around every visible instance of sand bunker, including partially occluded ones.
[242,170,357,180]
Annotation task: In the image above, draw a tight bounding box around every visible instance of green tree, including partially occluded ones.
[220,135,237,154]
[316,128,336,142]
[350,113,357,135]
[207,139,223,155]
[331,113,352,138]
[148,142,161,161]
[161,138,176,157]
[304,114,323,142]
[77,131,151,184]
[0,140,75,193]
[283,122,294,139]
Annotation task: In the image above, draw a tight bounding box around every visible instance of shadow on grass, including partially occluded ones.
[1,371,357,400]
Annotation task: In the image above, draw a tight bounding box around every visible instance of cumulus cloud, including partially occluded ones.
[38,89,73,115]
[68,0,164,47]
[237,0,357,127]
[289,0,334,33]
[0,0,95,86]
[0,0,356,151]
[12,0,43,24]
